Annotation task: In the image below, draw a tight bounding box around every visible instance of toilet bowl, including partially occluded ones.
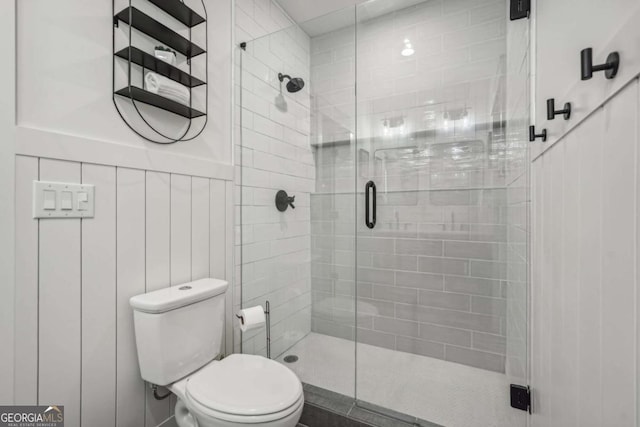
[169,354,304,427]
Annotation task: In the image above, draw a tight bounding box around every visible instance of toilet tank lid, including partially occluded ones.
[129,278,228,314]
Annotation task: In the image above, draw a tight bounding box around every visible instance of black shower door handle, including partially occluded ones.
[365,180,376,229]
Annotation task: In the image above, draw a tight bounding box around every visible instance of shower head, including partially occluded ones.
[278,73,305,93]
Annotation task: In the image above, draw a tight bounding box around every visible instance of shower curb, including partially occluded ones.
[299,383,445,427]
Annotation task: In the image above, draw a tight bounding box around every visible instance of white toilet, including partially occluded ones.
[129,278,304,427]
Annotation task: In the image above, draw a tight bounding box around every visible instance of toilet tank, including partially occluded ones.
[130,278,228,386]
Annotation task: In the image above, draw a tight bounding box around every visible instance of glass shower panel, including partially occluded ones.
[238,23,315,358]
[238,7,358,398]
[353,1,528,426]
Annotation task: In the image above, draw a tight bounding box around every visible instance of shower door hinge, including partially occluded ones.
[510,0,530,20]
[510,384,531,413]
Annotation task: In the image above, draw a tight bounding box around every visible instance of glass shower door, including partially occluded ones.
[236,1,530,425]
[353,1,529,426]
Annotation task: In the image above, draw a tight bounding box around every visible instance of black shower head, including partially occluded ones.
[278,73,305,93]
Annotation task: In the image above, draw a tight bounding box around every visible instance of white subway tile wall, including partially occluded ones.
[234,0,314,357]
[235,0,530,375]
[309,0,511,373]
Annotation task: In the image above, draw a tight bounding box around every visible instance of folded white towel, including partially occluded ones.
[144,72,190,106]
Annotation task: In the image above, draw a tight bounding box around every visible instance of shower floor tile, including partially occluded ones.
[278,333,525,427]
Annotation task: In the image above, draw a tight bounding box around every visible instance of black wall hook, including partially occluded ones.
[529,125,547,142]
[581,48,619,80]
[547,98,571,120]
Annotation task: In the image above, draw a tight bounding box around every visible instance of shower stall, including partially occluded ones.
[236,1,530,425]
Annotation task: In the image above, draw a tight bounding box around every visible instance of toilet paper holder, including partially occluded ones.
[236,301,271,359]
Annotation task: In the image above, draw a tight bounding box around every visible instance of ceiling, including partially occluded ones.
[276,0,429,37]
[274,0,367,25]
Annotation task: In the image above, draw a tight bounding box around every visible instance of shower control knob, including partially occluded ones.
[275,190,295,212]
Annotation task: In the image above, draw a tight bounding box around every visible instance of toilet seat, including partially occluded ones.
[184,354,303,423]
[186,391,304,424]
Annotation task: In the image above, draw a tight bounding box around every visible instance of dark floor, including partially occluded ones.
[298,383,444,427]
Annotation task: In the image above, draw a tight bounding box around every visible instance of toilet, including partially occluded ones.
[129,278,304,427]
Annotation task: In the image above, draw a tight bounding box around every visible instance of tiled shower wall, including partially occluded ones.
[234,0,315,357]
[311,186,509,373]
[309,0,510,372]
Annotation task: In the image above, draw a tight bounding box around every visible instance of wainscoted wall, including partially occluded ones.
[14,155,232,427]
[308,0,511,373]
[529,2,640,425]
[234,0,315,357]
[6,0,234,419]
[530,79,639,427]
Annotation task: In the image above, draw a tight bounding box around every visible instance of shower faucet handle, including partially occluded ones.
[275,190,295,212]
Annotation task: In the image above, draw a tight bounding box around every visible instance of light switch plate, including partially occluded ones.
[33,181,95,219]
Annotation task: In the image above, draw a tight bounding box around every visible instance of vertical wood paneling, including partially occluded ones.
[210,180,226,279]
[636,81,640,427]
[548,137,564,424]
[145,171,171,427]
[13,155,39,403]
[225,181,234,356]
[116,168,146,427]
[38,159,81,427]
[14,157,232,426]
[560,133,579,427]
[530,156,543,416]
[146,171,171,292]
[539,148,553,424]
[532,81,639,427]
[170,174,192,286]
[600,81,637,426]
[191,177,210,280]
[81,164,116,427]
[577,107,604,427]
[210,180,228,352]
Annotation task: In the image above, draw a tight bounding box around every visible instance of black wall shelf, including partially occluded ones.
[147,0,205,27]
[115,86,205,118]
[113,0,208,143]
[115,47,205,87]
[115,7,205,58]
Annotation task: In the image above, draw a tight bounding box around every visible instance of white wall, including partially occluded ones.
[234,0,315,357]
[9,0,235,425]
[533,0,640,149]
[0,0,16,407]
[531,79,639,427]
[531,1,640,425]
[16,0,233,171]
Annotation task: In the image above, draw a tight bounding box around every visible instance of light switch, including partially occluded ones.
[77,192,88,211]
[43,190,56,210]
[61,191,73,210]
[33,181,95,219]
